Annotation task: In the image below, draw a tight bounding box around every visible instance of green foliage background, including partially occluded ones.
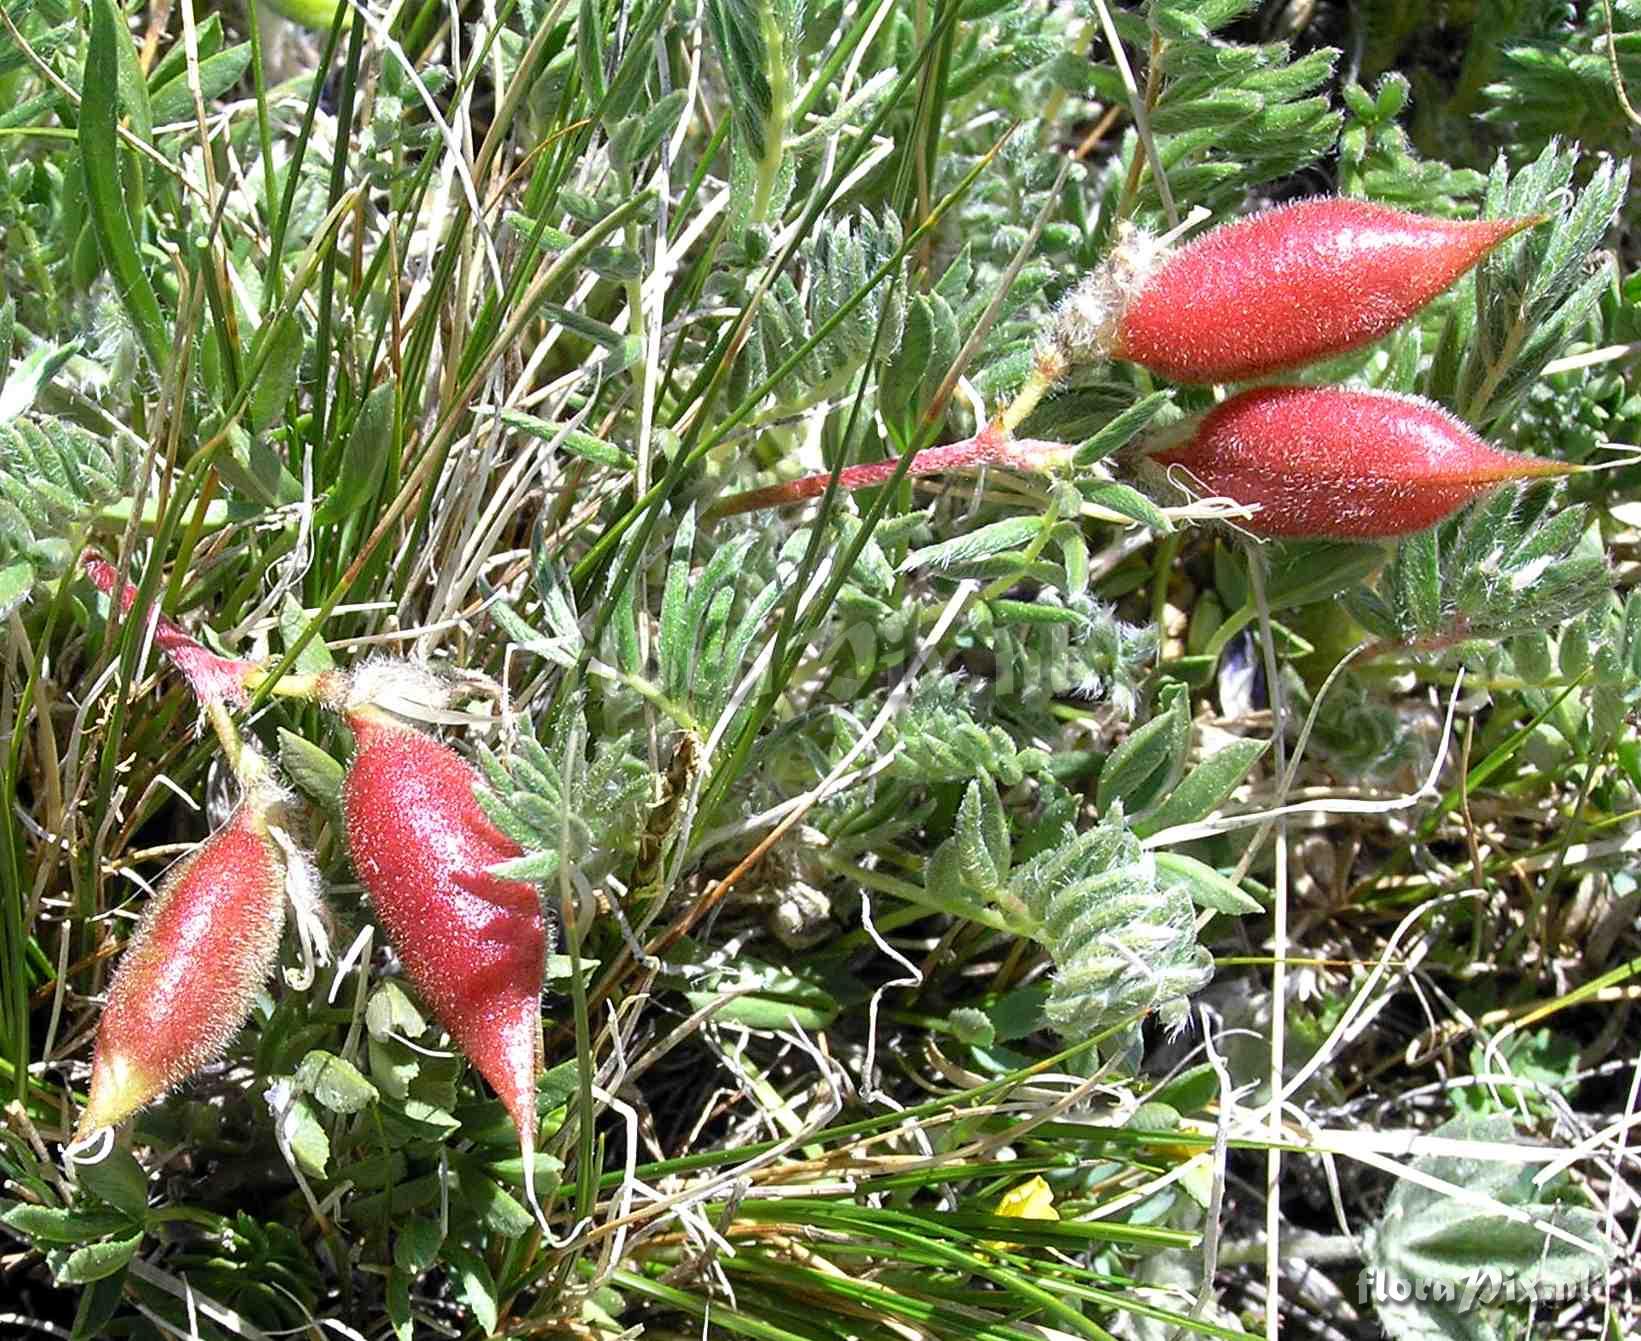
[0,0,1637,1337]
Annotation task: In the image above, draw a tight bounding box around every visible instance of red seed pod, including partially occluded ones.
[76,768,292,1138]
[1096,199,1540,384]
[338,701,545,1158]
[1146,385,1570,540]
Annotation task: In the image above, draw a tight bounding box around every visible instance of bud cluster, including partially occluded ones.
[74,560,547,1176]
[712,195,1564,541]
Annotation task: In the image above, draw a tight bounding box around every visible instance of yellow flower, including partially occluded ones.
[986,1175,1059,1251]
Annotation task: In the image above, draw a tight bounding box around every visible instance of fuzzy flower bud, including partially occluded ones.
[332,664,546,1161]
[76,753,303,1137]
[1054,199,1541,385]
[1142,385,1570,540]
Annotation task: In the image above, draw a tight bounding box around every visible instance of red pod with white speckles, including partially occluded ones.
[333,674,545,1162]
[77,761,293,1138]
[1077,199,1541,385]
[1144,385,1571,540]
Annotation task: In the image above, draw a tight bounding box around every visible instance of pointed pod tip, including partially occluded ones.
[75,1050,162,1141]
[1506,455,1580,481]
[499,1084,540,1162]
[1481,211,1551,249]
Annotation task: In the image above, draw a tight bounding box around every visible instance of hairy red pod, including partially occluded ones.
[341,707,545,1154]
[82,555,257,706]
[1108,199,1540,384]
[77,780,289,1137]
[1146,385,1570,539]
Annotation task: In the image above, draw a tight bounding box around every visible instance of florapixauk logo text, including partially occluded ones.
[1358,1265,1603,1312]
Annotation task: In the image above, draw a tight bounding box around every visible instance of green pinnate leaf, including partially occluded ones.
[296,1051,380,1115]
[1358,491,1607,650]
[52,1233,142,1285]
[1005,808,1212,1041]
[1457,143,1627,428]
[478,706,648,888]
[1097,680,1190,814]
[1135,735,1267,838]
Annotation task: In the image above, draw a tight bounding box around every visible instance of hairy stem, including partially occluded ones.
[707,430,1074,519]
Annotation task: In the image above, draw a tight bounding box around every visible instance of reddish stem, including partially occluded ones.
[706,430,1076,520]
[82,554,259,707]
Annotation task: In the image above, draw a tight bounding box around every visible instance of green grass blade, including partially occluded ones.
[80,0,166,371]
